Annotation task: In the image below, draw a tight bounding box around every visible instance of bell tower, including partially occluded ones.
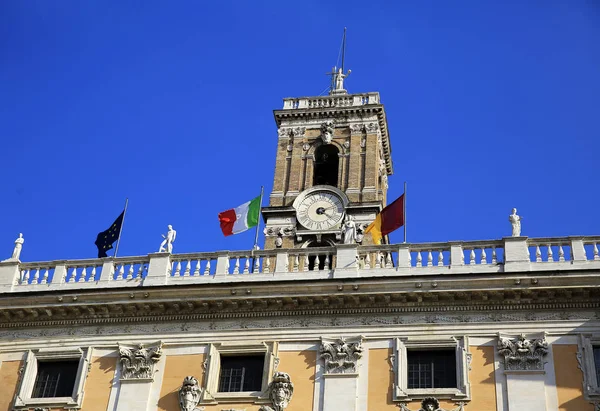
[262,70,393,250]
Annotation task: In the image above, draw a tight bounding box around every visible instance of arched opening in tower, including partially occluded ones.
[313,145,339,187]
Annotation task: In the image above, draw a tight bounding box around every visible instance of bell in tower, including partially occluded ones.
[262,67,393,251]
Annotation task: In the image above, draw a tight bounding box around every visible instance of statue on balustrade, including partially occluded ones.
[159,225,177,253]
[2,233,24,262]
[342,216,357,244]
[509,208,522,237]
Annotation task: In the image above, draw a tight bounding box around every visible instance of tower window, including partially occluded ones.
[32,360,79,398]
[313,145,339,187]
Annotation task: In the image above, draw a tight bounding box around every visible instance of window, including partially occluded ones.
[579,334,600,400]
[313,145,339,187]
[13,347,91,410]
[594,346,600,389]
[218,354,265,392]
[201,342,279,404]
[32,360,79,398]
[407,349,457,389]
[393,337,470,402]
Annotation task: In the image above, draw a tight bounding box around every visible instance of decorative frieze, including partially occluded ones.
[278,127,305,138]
[259,372,294,411]
[179,375,203,411]
[497,333,548,371]
[320,336,363,373]
[119,342,163,380]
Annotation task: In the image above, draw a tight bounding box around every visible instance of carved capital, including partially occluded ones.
[259,372,294,411]
[497,333,548,371]
[291,127,305,137]
[277,128,290,138]
[119,341,163,380]
[179,375,203,411]
[365,122,378,133]
[320,336,363,374]
[350,123,365,135]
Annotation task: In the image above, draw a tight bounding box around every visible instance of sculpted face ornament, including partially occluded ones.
[420,397,440,411]
[178,376,202,411]
[320,121,335,144]
[259,372,294,411]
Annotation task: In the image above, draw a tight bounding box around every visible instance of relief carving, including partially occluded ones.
[497,333,548,371]
[119,342,163,380]
[179,375,204,411]
[320,336,363,373]
[398,397,466,411]
[350,123,365,134]
[320,121,335,144]
[259,372,294,411]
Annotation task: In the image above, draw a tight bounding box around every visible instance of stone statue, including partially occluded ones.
[333,67,351,91]
[342,216,357,244]
[159,225,177,253]
[355,225,365,244]
[178,376,202,411]
[320,121,334,144]
[10,233,24,261]
[259,372,294,411]
[509,208,522,237]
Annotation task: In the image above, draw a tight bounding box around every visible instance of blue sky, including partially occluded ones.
[1,1,599,262]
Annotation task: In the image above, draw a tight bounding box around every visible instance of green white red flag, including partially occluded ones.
[218,196,261,236]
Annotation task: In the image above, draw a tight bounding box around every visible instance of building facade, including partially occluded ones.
[0,79,600,411]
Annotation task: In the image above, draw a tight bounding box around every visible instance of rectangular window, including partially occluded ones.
[218,354,264,392]
[594,346,600,386]
[32,360,79,398]
[407,349,457,389]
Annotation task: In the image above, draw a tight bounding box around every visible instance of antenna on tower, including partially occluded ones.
[327,28,351,95]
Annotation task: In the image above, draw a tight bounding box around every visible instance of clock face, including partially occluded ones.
[295,190,345,230]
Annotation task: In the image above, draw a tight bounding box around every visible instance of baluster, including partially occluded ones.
[559,245,565,262]
[137,264,144,279]
[385,252,393,268]
[78,267,86,282]
[547,244,554,262]
[427,251,433,267]
[492,247,497,264]
[128,264,134,279]
[469,249,476,265]
[243,257,250,274]
[233,257,240,274]
[193,259,201,276]
[365,253,371,269]
[264,257,270,273]
[303,255,309,272]
[204,259,211,275]
[117,264,124,279]
[535,246,542,262]
[21,270,29,284]
[293,255,299,272]
[375,252,382,269]
[174,261,181,276]
[41,268,49,284]
[324,254,330,270]
[416,252,422,268]
[65,268,73,283]
[481,248,487,265]
[437,251,444,266]
[89,266,96,281]
[32,268,40,283]
[184,259,191,276]
[594,243,599,261]
[254,256,260,273]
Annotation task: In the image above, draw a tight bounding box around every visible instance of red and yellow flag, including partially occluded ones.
[365,194,405,244]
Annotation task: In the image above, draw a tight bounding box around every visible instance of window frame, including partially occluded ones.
[201,341,278,404]
[578,334,600,400]
[393,336,471,402]
[13,347,92,410]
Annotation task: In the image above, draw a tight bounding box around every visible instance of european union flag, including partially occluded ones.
[95,211,124,258]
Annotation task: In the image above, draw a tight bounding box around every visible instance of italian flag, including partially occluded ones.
[218,195,261,236]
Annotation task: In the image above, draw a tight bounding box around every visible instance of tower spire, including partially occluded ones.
[327,28,351,95]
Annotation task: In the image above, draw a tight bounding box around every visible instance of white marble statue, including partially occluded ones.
[4,233,24,261]
[342,216,357,244]
[509,208,522,237]
[159,225,177,253]
[334,67,351,91]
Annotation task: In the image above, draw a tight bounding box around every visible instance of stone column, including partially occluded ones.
[319,337,363,411]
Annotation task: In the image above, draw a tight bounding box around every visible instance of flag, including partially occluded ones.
[218,195,261,236]
[95,211,124,258]
[365,194,405,245]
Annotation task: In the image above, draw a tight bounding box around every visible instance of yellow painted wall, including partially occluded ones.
[158,354,207,411]
[367,348,395,410]
[553,344,594,411]
[278,349,317,411]
[0,360,22,411]
[468,346,497,411]
[81,355,117,411]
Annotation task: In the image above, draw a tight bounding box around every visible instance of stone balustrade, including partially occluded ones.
[282,92,380,110]
[1,235,599,294]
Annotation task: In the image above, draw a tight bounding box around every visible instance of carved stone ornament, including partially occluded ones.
[350,123,365,134]
[320,336,363,373]
[259,372,294,411]
[291,127,305,137]
[365,122,378,133]
[278,128,290,138]
[179,375,203,411]
[303,142,310,151]
[320,120,335,144]
[119,342,163,380]
[398,397,466,411]
[497,333,548,371]
[360,137,366,148]
[264,226,295,237]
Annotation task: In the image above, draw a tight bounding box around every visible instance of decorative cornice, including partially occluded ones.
[119,342,163,380]
[320,336,363,373]
[497,333,548,371]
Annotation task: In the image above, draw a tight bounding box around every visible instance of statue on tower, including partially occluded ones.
[329,66,351,95]
[159,225,177,253]
[509,208,522,237]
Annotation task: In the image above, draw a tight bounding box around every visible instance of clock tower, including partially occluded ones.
[262,71,393,250]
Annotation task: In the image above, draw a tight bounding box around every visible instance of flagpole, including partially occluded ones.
[251,187,264,273]
[403,182,407,243]
[113,198,129,258]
